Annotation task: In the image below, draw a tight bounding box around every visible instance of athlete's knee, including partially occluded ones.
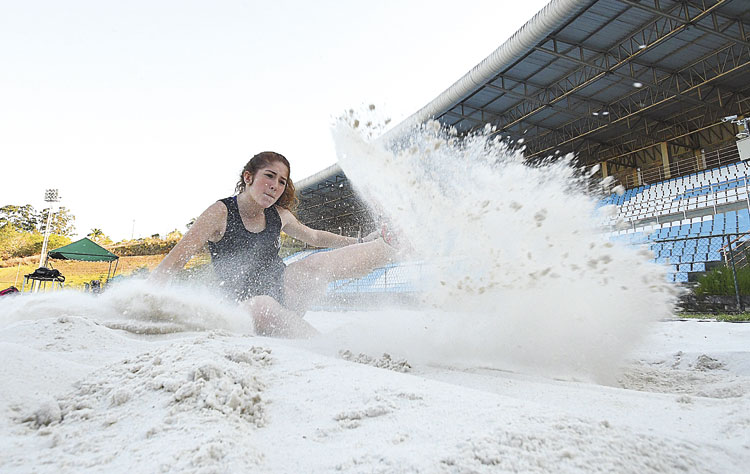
[244,295,283,335]
[244,294,272,310]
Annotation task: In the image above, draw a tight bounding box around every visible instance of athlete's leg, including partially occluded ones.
[282,239,396,314]
[242,295,319,338]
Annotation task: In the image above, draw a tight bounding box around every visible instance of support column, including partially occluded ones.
[600,161,608,178]
[660,142,671,179]
[694,148,705,171]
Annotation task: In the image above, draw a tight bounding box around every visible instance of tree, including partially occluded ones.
[38,206,76,236]
[1,204,76,236]
[16,233,72,259]
[0,204,38,232]
[0,223,27,259]
[88,228,103,239]
[0,223,72,259]
[87,228,112,245]
[166,229,183,240]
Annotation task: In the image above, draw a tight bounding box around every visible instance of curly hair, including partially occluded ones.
[235,151,299,212]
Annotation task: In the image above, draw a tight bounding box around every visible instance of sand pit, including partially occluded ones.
[2,115,746,472]
[1,309,748,473]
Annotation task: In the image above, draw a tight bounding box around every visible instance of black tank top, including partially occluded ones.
[207,196,285,302]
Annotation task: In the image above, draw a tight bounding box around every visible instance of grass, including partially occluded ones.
[678,313,750,322]
[1,241,308,291]
[0,254,210,290]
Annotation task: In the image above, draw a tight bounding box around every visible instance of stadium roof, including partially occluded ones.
[297,0,750,232]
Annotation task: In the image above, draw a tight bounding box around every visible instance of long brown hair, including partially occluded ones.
[235,151,298,212]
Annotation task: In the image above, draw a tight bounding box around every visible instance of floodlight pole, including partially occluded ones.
[39,188,60,268]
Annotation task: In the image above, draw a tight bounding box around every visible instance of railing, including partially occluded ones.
[613,175,750,227]
[652,232,749,311]
[719,231,750,268]
[613,142,741,189]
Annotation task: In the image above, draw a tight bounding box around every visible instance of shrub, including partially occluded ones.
[695,265,750,295]
[111,238,179,257]
[0,225,71,260]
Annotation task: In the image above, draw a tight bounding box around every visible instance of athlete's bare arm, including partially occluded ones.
[150,202,227,282]
[277,207,358,248]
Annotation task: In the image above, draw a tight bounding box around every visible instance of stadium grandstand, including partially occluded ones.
[292,0,750,294]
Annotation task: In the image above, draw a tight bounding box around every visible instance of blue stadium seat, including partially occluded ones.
[738,209,750,232]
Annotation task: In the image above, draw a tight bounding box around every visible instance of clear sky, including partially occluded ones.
[2,0,550,241]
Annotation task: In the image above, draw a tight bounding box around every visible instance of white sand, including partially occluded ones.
[1,303,748,473]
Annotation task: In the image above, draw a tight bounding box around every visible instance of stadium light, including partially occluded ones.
[722,116,750,140]
[39,188,60,268]
[44,189,59,202]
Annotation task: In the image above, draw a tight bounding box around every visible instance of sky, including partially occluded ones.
[2,0,551,242]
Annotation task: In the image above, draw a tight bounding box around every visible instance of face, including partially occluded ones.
[244,160,289,208]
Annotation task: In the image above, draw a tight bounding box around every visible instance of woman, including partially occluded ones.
[151,151,396,337]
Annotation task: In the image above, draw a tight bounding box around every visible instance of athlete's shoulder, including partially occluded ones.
[208,199,231,212]
[214,196,235,208]
[201,200,230,224]
[274,205,296,226]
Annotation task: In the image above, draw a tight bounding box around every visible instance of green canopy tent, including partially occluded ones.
[48,238,120,282]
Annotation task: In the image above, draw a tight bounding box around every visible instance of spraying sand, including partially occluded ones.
[333,115,678,381]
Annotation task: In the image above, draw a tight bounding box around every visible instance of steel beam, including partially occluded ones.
[495,0,728,133]
[621,0,750,49]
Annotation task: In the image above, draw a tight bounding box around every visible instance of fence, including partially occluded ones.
[318,232,750,313]
[652,232,750,312]
[284,224,750,312]
[327,260,426,294]
[614,142,741,189]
